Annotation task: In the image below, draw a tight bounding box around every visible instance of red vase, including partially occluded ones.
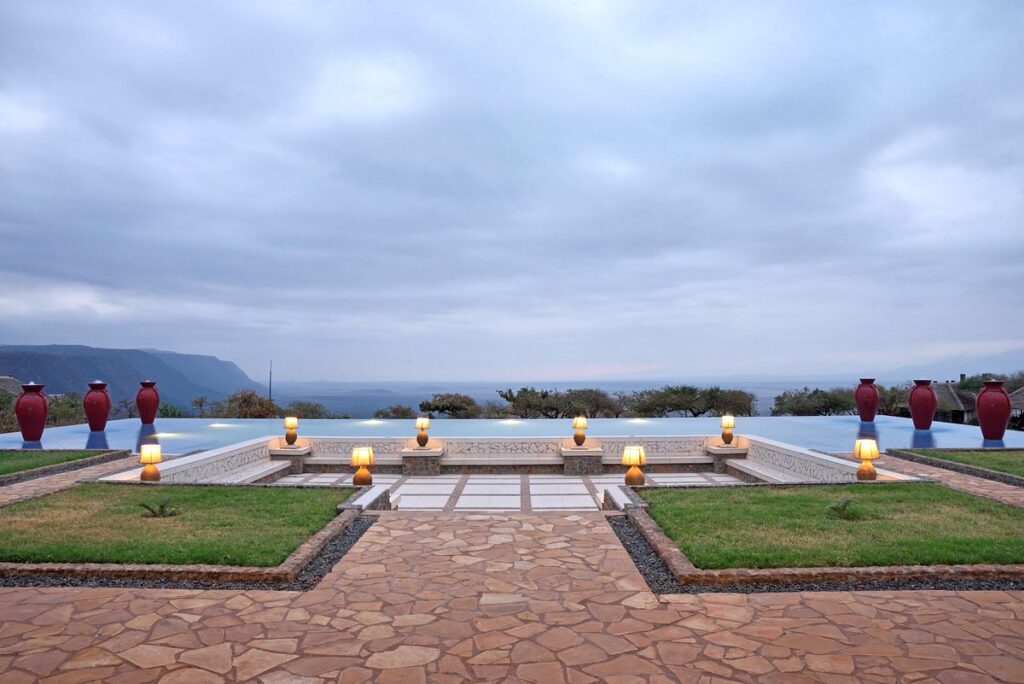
[15,383,49,441]
[976,380,1011,441]
[908,379,937,430]
[855,378,879,422]
[83,381,112,431]
[136,380,160,425]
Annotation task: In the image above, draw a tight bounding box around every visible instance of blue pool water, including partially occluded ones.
[0,416,1020,454]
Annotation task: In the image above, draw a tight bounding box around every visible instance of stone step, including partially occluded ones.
[726,458,805,484]
[205,460,292,485]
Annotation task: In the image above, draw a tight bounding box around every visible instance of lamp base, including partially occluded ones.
[285,429,297,446]
[140,464,161,482]
[856,461,877,481]
[721,428,733,445]
[573,430,586,447]
[624,465,645,486]
[353,466,373,486]
[417,430,429,448]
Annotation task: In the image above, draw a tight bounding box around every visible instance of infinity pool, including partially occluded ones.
[1,416,1020,454]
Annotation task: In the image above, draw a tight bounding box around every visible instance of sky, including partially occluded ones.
[1,1,1023,383]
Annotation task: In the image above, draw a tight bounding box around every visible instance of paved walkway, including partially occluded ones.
[0,455,138,508]
[274,472,742,511]
[865,453,1024,508]
[1,511,1022,683]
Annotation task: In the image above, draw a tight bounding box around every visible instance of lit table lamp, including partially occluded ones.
[351,446,374,486]
[572,416,588,447]
[720,414,735,445]
[415,416,430,448]
[622,445,646,486]
[284,416,299,446]
[854,439,879,480]
[139,444,163,482]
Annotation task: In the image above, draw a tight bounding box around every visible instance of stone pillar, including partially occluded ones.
[401,448,443,476]
[560,447,604,475]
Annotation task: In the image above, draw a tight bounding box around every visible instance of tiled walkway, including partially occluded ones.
[274,472,742,511]
[1,511,1022,683]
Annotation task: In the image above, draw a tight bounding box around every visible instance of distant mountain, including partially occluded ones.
[881,347,1024,384]
[0,344,265,408]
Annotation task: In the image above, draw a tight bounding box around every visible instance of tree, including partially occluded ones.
[282,401,330,419]
[46,392,85,427]
[373,404,416,419]
[210,390,280,418]
[771,387,856,416]
[877,384,908,416]
[497,387,562,418]
[708,388,756,417]
[114,398,138,419]
[419,393,482,418]
[191,396,209,417]
[158,403,188,418]
[625,385,703,417]
[562,388,624,418]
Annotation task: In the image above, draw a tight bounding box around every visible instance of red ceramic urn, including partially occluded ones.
[976,380,1011,441]
[83,381,112,431]
[136,380,160,425]
[908,379,937,430]
[855,378,880,422]
[15,383,49,441]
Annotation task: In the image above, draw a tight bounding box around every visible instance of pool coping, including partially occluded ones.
[0,484,390,585]
[887,448,1024,489]
[620,489,1024,588]
[0,450,131,487]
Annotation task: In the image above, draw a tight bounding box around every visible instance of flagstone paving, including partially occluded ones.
[2,510,1023,682]
[0,454,139,508]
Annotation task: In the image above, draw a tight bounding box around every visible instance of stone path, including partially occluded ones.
[0,455,139,508]
[860,453,1024,508]
[2,511,1023,683]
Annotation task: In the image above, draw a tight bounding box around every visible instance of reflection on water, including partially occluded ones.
[20,440,42,450]
[856,422,879,441]
[982,439,1007,449]
[135,424,159,454]
[911,430,936,449]
[86,432,110,450]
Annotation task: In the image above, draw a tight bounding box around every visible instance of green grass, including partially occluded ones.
[639,483,1024,569]
[0,483,355,566]
[0,450,106,478]
[910,449,1024,478]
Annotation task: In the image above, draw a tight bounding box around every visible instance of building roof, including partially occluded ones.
[0,375,24,396]
[1011,387,1024,410]
[933,382,976,412]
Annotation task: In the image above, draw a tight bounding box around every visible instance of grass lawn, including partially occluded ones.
[909,449,1024,478]
[0,483,355,566]
[0,450,107,478]
[640,483,1024,569]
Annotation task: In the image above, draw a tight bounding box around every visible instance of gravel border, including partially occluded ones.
[887,448,1024,488]
[607,514,1024,594]
[0,515,376,592]
[0,450,132,487]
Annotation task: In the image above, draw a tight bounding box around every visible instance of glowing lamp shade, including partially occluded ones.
[571,415,588,446]
[283,416,299,446]
[415,416,431,447]
[351,446,374,486]
[854,438,879,480]
[720,414,736,445]
[621,445,646,486]
[139,444,162,482]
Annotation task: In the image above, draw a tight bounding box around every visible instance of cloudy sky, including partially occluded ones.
[1,1,1022,382]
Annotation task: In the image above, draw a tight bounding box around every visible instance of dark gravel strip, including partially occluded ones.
[0,515,376,592]
[0,451,132,487]
[607,514,1024,595]
[887,450,1024,489]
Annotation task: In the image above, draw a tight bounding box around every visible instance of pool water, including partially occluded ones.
[0,416,1019,454]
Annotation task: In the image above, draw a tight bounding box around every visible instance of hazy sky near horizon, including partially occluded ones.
[2,1,1023,382]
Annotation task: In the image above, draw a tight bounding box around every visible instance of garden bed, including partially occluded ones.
[619,483,1024,590]
[0,483,356,573]
[890,448,1024,487]
[0,449,130,485]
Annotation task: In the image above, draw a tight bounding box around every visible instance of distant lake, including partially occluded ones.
[272,379,860,418]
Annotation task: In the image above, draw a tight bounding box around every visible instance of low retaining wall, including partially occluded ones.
[887,448,1024,488]
[0,450,131,487]
[100,437,270,484]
